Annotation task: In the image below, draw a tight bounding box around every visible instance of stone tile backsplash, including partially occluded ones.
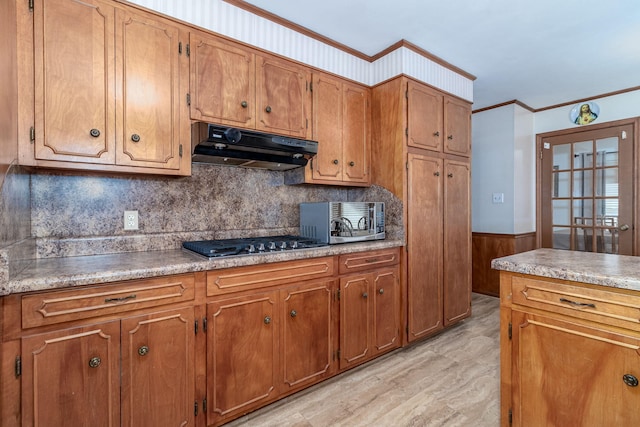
[30,163,403,258]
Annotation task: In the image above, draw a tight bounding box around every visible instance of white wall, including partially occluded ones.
[472,88,640,235]
[535,90,640,134]
[471,106,516,233]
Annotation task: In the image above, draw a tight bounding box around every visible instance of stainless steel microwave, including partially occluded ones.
[299,202,385,244]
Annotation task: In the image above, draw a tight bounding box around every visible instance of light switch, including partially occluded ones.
[492,193,504,204]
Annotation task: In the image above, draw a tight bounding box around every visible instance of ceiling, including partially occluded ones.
[243,0,640,111]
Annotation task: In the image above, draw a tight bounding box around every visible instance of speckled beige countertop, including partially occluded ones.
[491,248,640,292]
[1,239,403,296]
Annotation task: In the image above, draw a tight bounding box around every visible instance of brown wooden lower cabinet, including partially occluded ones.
[500,271,640,426]
[340,266,401,369]
[1,248,406,427]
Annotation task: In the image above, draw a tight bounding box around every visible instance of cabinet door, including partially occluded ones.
[407,81,443,152]
[207,292,279,425]
[311,73,343,181]
[121,308,195,427]
[281,280,334,392]
[256,55,311,138]
[33,0,116,164]
[444,97,471,157]
[115,9,186,170]
[512,310,640,426]
[21,321,121,427]
[372,267,401,355]
[339,274,371,368]
[190,33,256,128]
[443,159,472,325]
[342,82,370,183]
[407,153,443,341]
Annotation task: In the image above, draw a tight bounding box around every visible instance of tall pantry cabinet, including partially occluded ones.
[371,77,472,343]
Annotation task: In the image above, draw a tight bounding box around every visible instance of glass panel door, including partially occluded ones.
[541,124,633,255]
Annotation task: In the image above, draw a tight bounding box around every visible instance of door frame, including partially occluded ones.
[535,117,640,255]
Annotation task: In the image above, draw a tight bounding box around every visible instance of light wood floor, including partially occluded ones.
[226,293,501,427]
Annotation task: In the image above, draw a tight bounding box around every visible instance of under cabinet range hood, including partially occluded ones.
[191,123,318,171]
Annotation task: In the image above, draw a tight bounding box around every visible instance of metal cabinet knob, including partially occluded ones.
[623,374,638,387]
[264,316,271,324]
[620,224,630,231]
[90,128,101,138]
[362,292,368,299]
[89,357,101,368]
[333,159,339,165]
[241,101,248,108]
[434,171,440,176]
[433,131,440,137]
[138,345,149,356]
[131,134,140,142]
[447,173,453,178]
[290,310,297,318]
[378,288,384,295]
[265,106,272,113]
[349,161,355,167]
[447,135,453,140]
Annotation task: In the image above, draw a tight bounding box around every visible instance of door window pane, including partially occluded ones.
[573,199,593,225]
[552,143,571,170]
[552,227,571,250]
[552,200,571,225]
[595,168,618,197]
[573,170,593,197]
[596,137,618,167]
[573,141,593,168]
[553,171,571,198]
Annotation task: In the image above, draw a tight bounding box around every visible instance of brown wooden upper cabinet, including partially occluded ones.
[27,0,191,175]
[306,72,370,186]
[407,80,471,157]
[190,32,311,139]
[190,33,256,128]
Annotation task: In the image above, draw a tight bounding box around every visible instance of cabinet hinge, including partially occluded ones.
[309,81,313,92]
[508,322,512,340]
[203,398,207,413]
[405,127,408,137]
[186,93,191,106]
[186,43,190,57]
[405,89,408,99]
[310,157,314,170]
[194,319,198,334]
[540,149,543,160]
[28,0,34,12]
[178,42,182,55]
[405,160,409,170]
[337,349,341,360]
[15,356,21,377]
[337,289,341,300]
[306,118,308,129]
[30,126,35,142]
[509,408,512,425]
[179,144,183,157]
[194,401,198,416]
[202,316,207,332]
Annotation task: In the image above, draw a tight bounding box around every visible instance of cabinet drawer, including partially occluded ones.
[338,248,400,274]
[511,276,640,330]
[22,274,195,329]
[207,256,335,296]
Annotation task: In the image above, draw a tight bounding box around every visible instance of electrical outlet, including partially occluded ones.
[124,210,139,230]
[492,193,504,204]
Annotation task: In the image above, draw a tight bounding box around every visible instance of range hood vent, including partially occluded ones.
[191,123,318,171]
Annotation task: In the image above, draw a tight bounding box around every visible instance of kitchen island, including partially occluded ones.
[492,249,640,427]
